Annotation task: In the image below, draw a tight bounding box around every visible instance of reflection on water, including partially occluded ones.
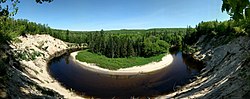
[48,52,203,98]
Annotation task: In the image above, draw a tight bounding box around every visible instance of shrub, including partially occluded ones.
[16,50,42,61]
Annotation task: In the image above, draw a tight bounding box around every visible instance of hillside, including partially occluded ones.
[0,34,87,98]
[158,35,250,98]
[1,31,250,98]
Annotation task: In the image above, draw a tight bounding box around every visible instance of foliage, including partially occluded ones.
[0,18,51,43]
[222,0,250,21]
[76,50,165,70]
[86,29,184,58]
[15,49,42,61]
[221,0,250,37]
[0,0,52,17]
[0,17,186,59]
[182,1,250,51]
[0,18,185,58]
[183,20,249,46]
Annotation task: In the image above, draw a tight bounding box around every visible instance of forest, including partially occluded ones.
[0,18,185,58]
[1,16,250,59]
[0,0,249,75]
[0,0,250,98]
[1,17,249,58]
[184,19,250,46]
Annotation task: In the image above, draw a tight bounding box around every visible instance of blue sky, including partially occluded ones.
[13,0,230,31]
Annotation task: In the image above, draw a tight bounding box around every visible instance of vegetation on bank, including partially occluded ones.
[0,17,185,58]
[184,20,250,46]
[87,29,184,58]
[0,16,185,70]
[183,0,250,47]
[76,50,165,70]
[0,0,248,75]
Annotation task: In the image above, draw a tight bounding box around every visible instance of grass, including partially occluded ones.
[75,50,166,70]
[15,49,43,61]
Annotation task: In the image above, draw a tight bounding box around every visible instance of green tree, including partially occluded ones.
[66,29,69,41]
[222,0,250,20]
[0,0,53,17]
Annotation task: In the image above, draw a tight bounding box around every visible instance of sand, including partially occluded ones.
[11,34,83,98]
[70,51,174,75]
[11,34,173,98]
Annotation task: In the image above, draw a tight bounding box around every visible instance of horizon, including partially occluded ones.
[52,27,188,32]
[13,0,230,31]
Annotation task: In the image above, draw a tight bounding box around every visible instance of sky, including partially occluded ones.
[13,0,230,31]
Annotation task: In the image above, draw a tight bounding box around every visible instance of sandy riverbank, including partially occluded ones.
[10,34,83,98]
[10,34,173,98]
[70,51,174,75]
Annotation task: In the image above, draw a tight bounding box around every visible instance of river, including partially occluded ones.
[48,51,203,98]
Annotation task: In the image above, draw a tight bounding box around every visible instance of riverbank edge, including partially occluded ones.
[10,34,250,98]
[70,51,173,75]
[9,34,86,98]
[156,36,250,98]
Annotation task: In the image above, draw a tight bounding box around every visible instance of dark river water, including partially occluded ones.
[48,52,203,98]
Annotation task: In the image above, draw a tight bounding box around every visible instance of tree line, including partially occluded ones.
[184,19,250,45]
[3,17,250,58]
[85,29,185,58]
[0,18,88,43]
[0,17,185,58]
[183,0,250,46]
[0,18,51,43]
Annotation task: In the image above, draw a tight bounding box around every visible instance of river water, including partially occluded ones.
[48,51,203,98]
